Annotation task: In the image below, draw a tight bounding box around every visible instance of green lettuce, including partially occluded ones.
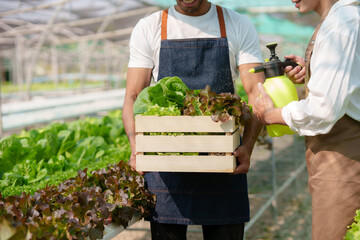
[133,76,189,115]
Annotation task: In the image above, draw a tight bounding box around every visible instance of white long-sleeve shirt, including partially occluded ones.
[282,0,360,136]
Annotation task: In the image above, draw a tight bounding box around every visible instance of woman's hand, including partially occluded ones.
[253,83,275,125]
[284,54,306,84]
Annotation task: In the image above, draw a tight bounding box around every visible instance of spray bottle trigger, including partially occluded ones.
[283,58,303,69]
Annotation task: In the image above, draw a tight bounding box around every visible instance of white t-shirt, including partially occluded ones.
[128,3,262,85]
[282,0,360,136]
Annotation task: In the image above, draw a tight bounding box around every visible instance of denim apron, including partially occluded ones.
[144,6,249,225]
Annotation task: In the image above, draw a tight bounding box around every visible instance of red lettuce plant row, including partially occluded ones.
[0,161,155,240]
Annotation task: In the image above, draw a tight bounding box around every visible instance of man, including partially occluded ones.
[254,0,360,239]
[122,0,264,239]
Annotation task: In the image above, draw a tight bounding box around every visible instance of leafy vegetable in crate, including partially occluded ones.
[182,85,251,126]
[134,76,251,126]
[133,76,189,116]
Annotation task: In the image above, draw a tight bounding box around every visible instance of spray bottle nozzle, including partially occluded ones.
[266,43,279,61]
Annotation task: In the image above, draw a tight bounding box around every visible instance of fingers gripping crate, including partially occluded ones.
[135,115,241,173]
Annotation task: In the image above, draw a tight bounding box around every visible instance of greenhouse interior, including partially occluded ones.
[0,0,359,240]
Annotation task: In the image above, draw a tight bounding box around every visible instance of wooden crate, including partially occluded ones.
[135,115,240,173]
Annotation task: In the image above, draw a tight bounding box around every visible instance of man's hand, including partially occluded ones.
[123,67,152,176]
[130,152,144,175]
[235,63,265,175]
[253,83,275,125]
[233,145,252,174]
[284,54,306,84]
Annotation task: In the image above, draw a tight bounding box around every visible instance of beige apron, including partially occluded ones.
[304,6,360,240]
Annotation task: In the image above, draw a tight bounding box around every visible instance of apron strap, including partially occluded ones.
[216,5,227,38]
[161,9,169,40]
[160,5,227,40]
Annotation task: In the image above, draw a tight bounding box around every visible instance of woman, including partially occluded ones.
[253,0,360,239]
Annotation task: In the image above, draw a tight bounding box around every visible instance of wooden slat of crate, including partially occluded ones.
[135,115,240,173]
[135,115,237,133]
[136,128,240,153]
[136,155,236,173]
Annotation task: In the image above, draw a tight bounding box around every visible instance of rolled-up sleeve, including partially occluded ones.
[282,30,356,136]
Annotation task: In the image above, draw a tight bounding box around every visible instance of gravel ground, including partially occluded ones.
[113,134,312,240]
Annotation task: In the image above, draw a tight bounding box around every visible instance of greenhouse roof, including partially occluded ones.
[0,0,309,54]
[0,0,297,24]
[0,0,146,23]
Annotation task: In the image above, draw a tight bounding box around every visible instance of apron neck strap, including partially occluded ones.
[216,5,227,38]
[161,5,227,40]
[161,9,169,40]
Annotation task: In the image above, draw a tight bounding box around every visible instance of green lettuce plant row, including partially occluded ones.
[0,110,131,197]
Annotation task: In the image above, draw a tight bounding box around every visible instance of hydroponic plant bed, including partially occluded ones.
[0,110,155,240]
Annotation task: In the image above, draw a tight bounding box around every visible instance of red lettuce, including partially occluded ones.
[182,85,251,126]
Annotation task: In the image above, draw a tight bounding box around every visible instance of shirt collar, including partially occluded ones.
[328,0,359,16]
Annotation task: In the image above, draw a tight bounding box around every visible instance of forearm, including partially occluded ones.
[122,101,136,153]
[243,81,263,151]
[122,68,152,153]
[242,114,263,153]
[263,108,286,125]
[239,63,265,152]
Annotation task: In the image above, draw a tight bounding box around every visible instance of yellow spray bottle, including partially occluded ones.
[249,43,300,137]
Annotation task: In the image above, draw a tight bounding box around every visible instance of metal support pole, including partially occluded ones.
[51,44,59,86]
[113,56,122,89]
[10,54,16,85]
[270,137,278,222]
[79,41,88,92]
[105,42,112,90]
[293,136,302,194]
[15,36,24,93]
[0,58,3,136]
